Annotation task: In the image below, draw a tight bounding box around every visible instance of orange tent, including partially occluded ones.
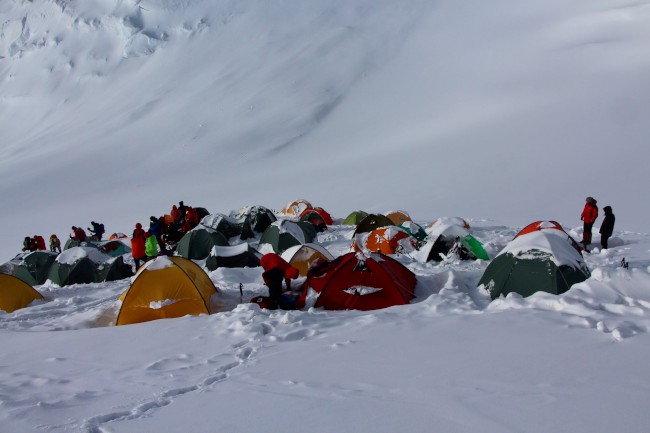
[356,226,418,255]
[385,210,412,226]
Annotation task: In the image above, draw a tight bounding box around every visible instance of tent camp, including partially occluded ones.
[298,252,417,311]
[281,199,313,217]
[352,214,394,236]
[354,226,418,255]
[281,243,334,276]
[109,233,128,240]
[230,206,277,240]
[1,251,57,285]
[385,210,412,226]
[201,214,242,239]
[415,222,489,262]
[116,256,219,326]
[194,207,211,221]
[258,220,317,254]
[343,210,368,226]
[0,273,45,313]
[46,247,101,286]
[478,226,590,300]
[429,216,471,230]
[176,227,229,260]
[205,243,261,271]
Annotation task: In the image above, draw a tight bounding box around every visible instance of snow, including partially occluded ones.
[1,0,650,431]
[211,243,249,258]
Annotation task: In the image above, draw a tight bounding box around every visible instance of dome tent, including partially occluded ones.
[298,252,417,311]
[46,247,100,286]
[281,199,313,217]
[258,220,317,254]
[343,210,368,226]
[281,243,334,277]
[0,273,44,313]
[355,226,418,255]
[1,251,57,285]
[478,226,590,300]
[230,206,277,240]
[205,243,262,271]
[201,214,242,239]
[116,256,219,326]
[415,222,489,262]
[385,210,412,226]
[176,227,229,260]
[352,214,394,237]
[96,256,133,282]
[300,207,334,226]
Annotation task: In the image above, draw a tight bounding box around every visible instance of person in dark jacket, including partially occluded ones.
[599,206,615,249]
[88,221,105,241]
[22,237,37,252]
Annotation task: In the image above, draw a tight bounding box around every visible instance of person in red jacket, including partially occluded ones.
[70,226,87,242]
[33,235,46,251]
[131,223,147,270]
[259,253,300,309]
[171,205,181,223]
[580,196,598,250]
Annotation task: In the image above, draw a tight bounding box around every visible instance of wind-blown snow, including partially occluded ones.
[1,0,650,431]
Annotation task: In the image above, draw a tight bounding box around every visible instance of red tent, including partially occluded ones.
[300,207,334,225]
[298,252,416,311]
[514,220,566,239]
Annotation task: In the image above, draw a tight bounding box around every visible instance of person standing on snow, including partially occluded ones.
[49,234,62,253]
[580,197,598,251]
[131,223,147,270]
[599,206,615,250]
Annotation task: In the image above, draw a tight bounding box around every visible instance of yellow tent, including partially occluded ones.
[0,273,44,313]
[281,243,334,276]
[116,256,219,326]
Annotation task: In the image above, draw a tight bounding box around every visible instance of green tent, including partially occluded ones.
[343,210,368,226]
[353,214,394,236]
[258,220,317,254]
[201,213,242,239]
[47,248,98,286]
[398,221,428,243]
[96,256,133,282]
[176,228,229,260]
[2,251,57,285]
[478,230,590,299]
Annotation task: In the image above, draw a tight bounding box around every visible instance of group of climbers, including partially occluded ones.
[130,201,201,271]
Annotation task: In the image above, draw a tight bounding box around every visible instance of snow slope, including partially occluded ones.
[1,0,650,261]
